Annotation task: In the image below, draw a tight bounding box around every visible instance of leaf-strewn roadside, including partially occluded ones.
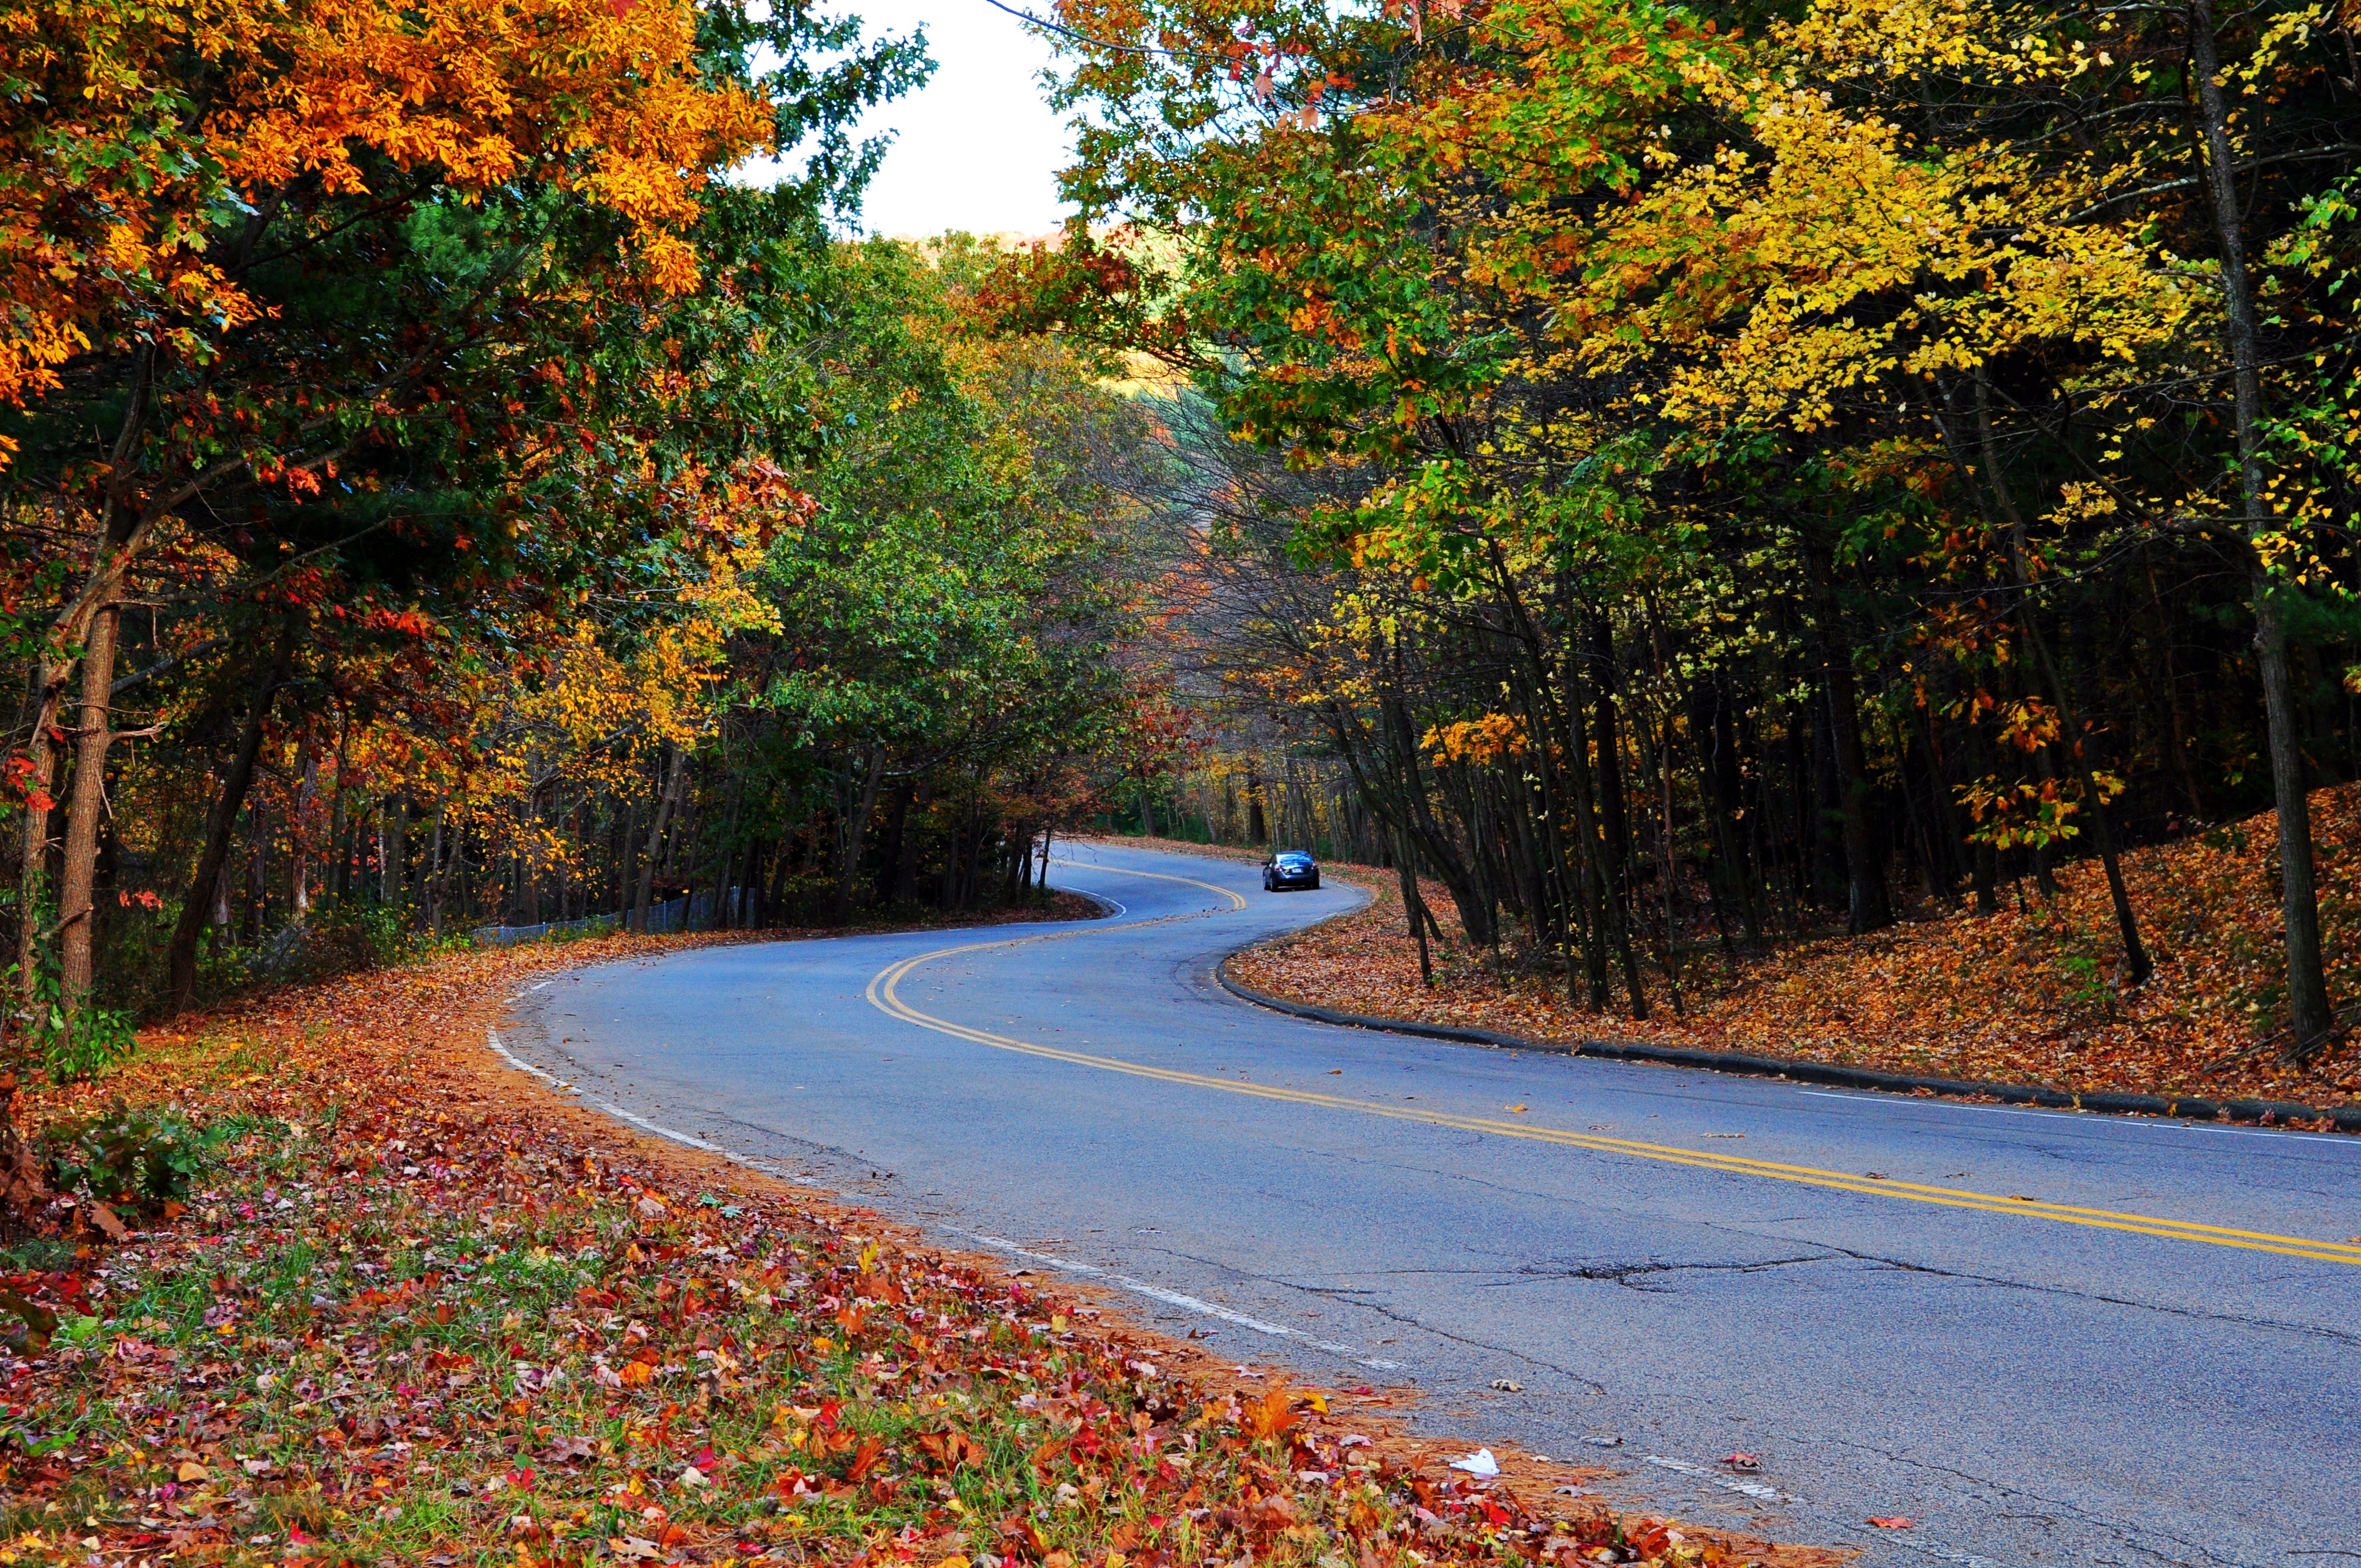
[1206,787,2361,1117]
[0,929,1815,1568]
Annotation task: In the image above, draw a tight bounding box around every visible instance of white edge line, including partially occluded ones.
[1885,1539,2002,1568]
[486,1026,1405,1372]
[946,1228,1402,1371]
[1642,1453,1794,1504]
[1042,858,1136,920]
[596,1102,723,1153]
[487,1026,555,1083]
[487,1026,578,1092]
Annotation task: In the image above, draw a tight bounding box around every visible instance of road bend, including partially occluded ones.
[497,839,2361,1568]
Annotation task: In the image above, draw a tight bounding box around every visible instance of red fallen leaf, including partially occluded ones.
[1,898,1811,1568]
[609,0,637,14]
[842,1436,885,1483]
[1868,1517,1913,1528]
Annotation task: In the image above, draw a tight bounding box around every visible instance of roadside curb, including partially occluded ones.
[1214,959,2361,1136]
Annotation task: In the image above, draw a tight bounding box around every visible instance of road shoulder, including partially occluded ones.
[1,925,1827,1568]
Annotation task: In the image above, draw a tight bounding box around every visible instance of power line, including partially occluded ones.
[976,0,1249,67]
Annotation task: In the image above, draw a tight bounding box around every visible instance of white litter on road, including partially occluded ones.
[1449,1449,1500,1478]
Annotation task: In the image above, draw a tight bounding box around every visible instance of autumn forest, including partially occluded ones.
[1009,0,2361,1086]
[12,0,2361,1093]
[1,0,1205,1084]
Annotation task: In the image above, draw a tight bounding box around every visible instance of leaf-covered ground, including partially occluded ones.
[1216,787,2361,1115]
[0,927,1820,1568]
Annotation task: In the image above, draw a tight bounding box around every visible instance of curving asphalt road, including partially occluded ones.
[496,840,2361,1568]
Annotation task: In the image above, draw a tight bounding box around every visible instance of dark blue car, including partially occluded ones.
[1261,851,1320,891]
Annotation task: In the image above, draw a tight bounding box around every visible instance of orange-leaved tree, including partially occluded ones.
[0,0,806,1046]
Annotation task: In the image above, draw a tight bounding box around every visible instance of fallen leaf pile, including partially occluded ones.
[1221,787,2361,1114]
[0,928,1811,1568]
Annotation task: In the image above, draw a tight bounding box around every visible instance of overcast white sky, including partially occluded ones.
[746,0,1080,239]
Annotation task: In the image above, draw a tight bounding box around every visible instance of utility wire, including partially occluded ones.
[977,0,1253,66]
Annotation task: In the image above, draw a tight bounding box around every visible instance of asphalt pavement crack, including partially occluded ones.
[1304,1289,1612,1394]
[1809,1434,2264,1568]
[1143,1247,1610,1393]
[524,872,2360,1568]
[648,1106,882,1174]
[1816,1243,2361,1347]
[1493,1254,1838,1292]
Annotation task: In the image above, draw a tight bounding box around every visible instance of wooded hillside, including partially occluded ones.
[1001,0,2361,1074]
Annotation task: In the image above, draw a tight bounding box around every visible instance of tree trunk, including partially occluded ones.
[874,782,913,907]
[632,743,684,932]
[15,347,156,1019]
[291,748,319,922]
[329,752,350,903]
[1511,585,1615,1009]
[1587,613,1636,915]
[244,803,268,941]
[56,606,123,1016]
[962,805,987,910]
[427,804,447,937]
[1396,821,1433,986]
[2189,0,2333,1057]
[896,783,928,904]
[165,635,291,1014]
[383,798,406,908]
[1698,682,1763,946]
[1804,539,1894,933]
[1565,655,1646,1014]
[14,656,68,1011]
[1972,373,2152,983]
[1829,673,1892,934]
[834,748,885,923]
[2144,553,2206,820]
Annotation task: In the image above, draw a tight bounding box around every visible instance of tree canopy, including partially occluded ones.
[990,0,2361,1060]
[0,0,1187,1085]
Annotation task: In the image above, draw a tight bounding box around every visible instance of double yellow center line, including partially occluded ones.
[864,861,2361,1268]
